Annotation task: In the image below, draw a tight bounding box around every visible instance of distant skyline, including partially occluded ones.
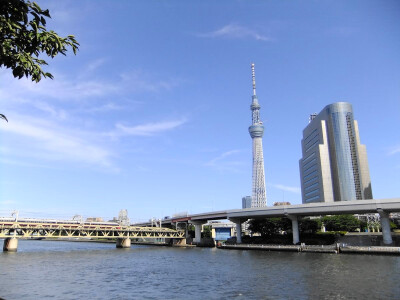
[0,0,399,222]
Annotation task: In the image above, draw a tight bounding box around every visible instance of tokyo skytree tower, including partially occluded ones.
[248,63,267,207]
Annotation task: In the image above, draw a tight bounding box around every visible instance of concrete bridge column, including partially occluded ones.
[287,215,300,245]
[116,238,131,248]
[3,237,18,252]
[229,218,246,244]
[191,221,206,244]
[235,222,242,244]
[378,210,393,245]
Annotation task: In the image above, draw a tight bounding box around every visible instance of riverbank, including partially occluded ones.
[218,243,400,255]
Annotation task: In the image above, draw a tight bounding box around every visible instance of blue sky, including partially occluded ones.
[0,0,399,222]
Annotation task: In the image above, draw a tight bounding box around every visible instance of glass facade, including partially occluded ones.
[299,102,372,203]
[329,108,357,201]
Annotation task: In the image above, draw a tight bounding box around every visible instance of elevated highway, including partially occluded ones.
[135,198,400,245]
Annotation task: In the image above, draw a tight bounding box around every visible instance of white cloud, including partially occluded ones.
[85,58,106,72]
[205,150,245,172]
[0,71,117,102]
[0,199,17,206]
[85,102,125,113]
[119,70,181,92]
[0,65,185,172]
[110,119,187,137]
[198,24,270,41]
[206,150,241,166]
[0,67,181,105]
[269,183,301,194]
[388,145,400,156]
[0,114,114,168]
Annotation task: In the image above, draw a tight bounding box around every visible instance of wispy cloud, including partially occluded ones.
[109,119,187,137]
[205,150,245,172]
[269,183,301,194]
[119,71,181,92]
[198,24,270,41]
[0,114,114,169]
[0,66,182,104]
[0,71,118,102]
[0,199,17,206]
[206,150,241,166]
[85,102,125,113]
[0,63,185,172]
[388,145,400,156]
[85,58,107,73]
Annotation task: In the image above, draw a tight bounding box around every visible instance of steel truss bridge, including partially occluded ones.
[0,221,185,240]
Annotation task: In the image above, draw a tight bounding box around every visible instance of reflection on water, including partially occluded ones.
[0,240,399,299]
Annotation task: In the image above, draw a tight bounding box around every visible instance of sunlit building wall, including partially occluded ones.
[299,102,373,203]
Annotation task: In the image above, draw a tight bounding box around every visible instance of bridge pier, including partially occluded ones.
[3,237,18,252]
[287,215,300,245]
[378,210,393,245]
[190,221,206,244]
[229,218,246,244]
[116,238,131,248]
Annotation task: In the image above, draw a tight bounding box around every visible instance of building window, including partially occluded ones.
[305,189,319,197]
[303,170,317,181]
[305,182,319,191]
[304,176,318,185]
[304,128,318,143]
[303,158,317,170]
[305,195,320,202]
[303,163,317,174]
[303,152,316,163]
[305,139,320,152]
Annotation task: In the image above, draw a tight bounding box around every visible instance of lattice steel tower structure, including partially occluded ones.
[248,63,267,207]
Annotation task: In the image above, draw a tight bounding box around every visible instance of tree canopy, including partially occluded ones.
[321,215,360,232]
[0,0,79,82]
[248,218,292,237]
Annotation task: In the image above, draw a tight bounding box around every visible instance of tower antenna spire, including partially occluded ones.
[251,63,256,96]
[248,63,267,207]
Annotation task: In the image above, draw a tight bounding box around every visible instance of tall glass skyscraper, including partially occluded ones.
[299,102,373,203]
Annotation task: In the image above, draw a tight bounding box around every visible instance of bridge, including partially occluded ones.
[0,220,185,252]
[135,198,400,245]
[2,198,400,252]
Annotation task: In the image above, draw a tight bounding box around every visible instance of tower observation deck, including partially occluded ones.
[249,63,267,207]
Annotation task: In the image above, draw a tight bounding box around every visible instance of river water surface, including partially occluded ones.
[0,240,399,299]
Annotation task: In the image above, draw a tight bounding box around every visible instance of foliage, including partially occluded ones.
[0,0,79,82]
[359,220,368,232]
[321,215,360,232]
[187,224,195,238]
[249,217,321,237]
[299,218,319,233]
[248,218,292,237]
[201,225,211,238]
[390,221,397,230]
[0,114,8,122]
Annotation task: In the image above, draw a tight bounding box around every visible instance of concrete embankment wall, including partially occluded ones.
[338,233,400,247]
[219,244,400,255]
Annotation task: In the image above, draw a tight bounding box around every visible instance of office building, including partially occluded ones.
[299,102,373,203]
[242,196,252,209]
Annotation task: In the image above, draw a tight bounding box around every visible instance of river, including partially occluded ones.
[0,240,399,299]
